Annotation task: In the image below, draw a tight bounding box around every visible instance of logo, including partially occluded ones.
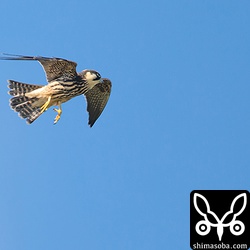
[190,190,250,250]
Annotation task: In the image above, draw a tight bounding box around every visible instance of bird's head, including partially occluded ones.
[80,69,102,88]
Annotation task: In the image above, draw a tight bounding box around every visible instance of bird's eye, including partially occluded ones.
[94,72,101,80]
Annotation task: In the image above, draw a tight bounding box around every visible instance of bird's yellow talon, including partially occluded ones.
[40,96,52,113]
[53,106,62,124]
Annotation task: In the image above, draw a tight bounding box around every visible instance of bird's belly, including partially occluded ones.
[26,80,86,107]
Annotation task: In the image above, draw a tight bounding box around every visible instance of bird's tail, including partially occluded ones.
[8,80,44,124]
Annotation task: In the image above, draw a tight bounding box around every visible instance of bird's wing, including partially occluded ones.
[0,53,78,82]
[84,78,112,127]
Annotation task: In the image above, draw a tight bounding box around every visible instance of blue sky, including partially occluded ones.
[0,0,249,249]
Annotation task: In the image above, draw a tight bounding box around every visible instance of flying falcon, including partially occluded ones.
[0,54,112,127]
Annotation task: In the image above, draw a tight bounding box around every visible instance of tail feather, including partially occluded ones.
[8,80,43,96]
[8,80,44,124]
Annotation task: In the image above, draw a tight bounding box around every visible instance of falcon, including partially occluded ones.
[0,54,112,127]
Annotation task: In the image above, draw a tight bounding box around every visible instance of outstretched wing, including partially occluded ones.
[84,78,112,127]
[0,53,78,82]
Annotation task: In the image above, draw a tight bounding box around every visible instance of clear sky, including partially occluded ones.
[0,1,249,249]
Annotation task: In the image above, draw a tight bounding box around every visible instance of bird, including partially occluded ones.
[0,54,112,127]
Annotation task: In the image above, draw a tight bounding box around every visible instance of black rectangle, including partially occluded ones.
[190,190,250,250]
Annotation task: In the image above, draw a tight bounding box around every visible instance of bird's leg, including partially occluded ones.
[40,96,52,113]
[53,104,62,124]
